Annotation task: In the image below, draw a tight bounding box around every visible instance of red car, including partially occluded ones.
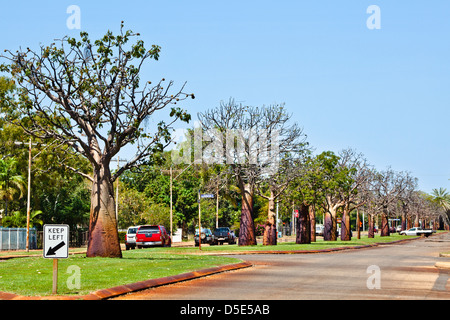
[135,225,172,248]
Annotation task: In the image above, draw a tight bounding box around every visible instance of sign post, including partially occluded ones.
[43,224,69,294]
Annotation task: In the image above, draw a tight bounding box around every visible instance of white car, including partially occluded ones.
[125,226,140,250]
[315,224,324,236]
[399,227,435,237]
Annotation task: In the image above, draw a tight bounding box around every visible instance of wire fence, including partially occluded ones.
[0,227,37,251]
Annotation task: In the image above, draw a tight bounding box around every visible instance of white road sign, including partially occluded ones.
[43,224,69,259]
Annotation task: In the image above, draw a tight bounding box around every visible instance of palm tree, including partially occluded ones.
[2,210,43,228]
[0,158,26,217]
[431,187,450,228]
[431,187,450,210]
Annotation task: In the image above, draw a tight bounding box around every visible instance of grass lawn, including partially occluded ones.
[0,250,241,297]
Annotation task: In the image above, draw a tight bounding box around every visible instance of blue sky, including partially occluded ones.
[0,1,449,193]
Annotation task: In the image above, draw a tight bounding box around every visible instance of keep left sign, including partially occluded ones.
[43,224,69,259]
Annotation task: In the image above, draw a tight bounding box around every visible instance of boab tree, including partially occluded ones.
[370,169,414,237]
[313,151,352,241]
[198,100,308,246]
[198,99,259,246]
[336,149,372,241]
[255,106,308,246]
[1,23,193,257]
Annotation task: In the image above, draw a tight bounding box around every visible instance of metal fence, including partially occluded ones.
[0,227,37,251]
[36,229,89,248]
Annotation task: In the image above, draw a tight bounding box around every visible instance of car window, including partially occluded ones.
[138,226,160,234]
[128,228,138,234]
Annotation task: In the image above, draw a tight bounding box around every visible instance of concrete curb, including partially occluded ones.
[0,262,252,300]
[435,262,450,271]
[202,236,420,255]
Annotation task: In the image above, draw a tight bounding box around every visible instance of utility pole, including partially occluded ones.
[161,163,192,241]
[112,157,127,226]
[14,140,54,252]
[198,189,202,250]
[25,139,31,252]
[216,182,219,229]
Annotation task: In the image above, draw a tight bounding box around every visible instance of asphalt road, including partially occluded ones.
[115,233,450,300]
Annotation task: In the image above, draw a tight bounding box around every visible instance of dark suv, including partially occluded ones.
[135,225,172,248]
[212,227,236,245]
[195,228,214,246]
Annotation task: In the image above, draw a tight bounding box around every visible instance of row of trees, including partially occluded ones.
[189,100,449,245]
[0,25,448,258]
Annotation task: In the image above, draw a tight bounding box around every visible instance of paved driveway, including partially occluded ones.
[115,233,450,300]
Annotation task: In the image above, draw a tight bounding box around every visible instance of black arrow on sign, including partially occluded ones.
[46,241,66,256]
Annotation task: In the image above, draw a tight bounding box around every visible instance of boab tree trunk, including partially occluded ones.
[263,190,277,246]
[368,214,375,238]
[296,204,311,244]
[340,204,352,241]
[309,205,316,242]
[87,164,122,258]
[323,205,338,241]
[380,211,390,237]
[323,211,333,241]
[239,183,257,246]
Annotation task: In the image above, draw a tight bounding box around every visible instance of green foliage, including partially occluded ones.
[1,210,43,228]
[431,187,450,211]
[141,203,172,227]
[0,158,26,216]
[38,177,90,229]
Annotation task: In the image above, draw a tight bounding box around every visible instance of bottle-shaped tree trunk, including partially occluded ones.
[380,211,390,237]
[368,214,375,238]
[263,189,277,246]
[340,204,352,241]
[86,164,122,258]
[296,204,311,244]
[239,183,257,246]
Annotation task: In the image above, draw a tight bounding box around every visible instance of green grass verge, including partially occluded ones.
[0,250,241,296]
[161,233,419,253]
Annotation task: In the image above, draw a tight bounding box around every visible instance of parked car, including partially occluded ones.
[125,226,140,250]
[315,224,324,236]
[395,225,402,233]
[135,225,172,248]
[195,228,214,246]
[212,227,236,245]
[399,227,436,237]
